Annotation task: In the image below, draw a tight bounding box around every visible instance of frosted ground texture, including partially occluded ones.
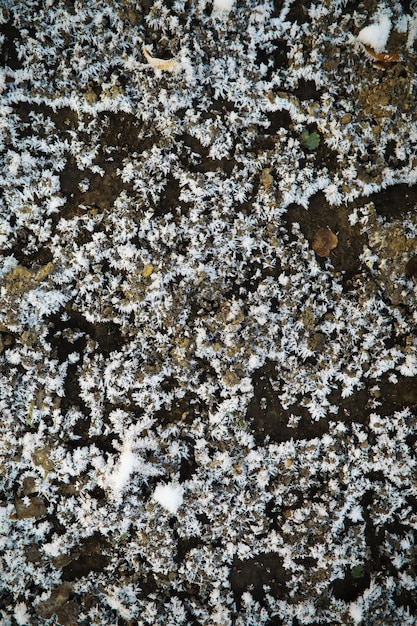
[1,0,417,624]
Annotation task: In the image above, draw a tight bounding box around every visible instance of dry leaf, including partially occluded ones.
[261,168,274,190]
[311,227,338,257]
[143,47,179,72]
[142,263,154,277]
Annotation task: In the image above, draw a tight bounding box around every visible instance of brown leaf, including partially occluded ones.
[13,496,47,519]
[311,228,338,257]
[36,583,73,620]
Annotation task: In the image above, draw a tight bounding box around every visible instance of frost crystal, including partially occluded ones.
[1,1,417,624]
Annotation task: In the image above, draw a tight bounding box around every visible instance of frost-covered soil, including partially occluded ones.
[1,0,417,624]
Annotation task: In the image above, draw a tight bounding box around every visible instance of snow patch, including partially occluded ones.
[153,482,184,514]
[357,14,392,52]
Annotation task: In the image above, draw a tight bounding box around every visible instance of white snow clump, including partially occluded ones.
[357,14,392,52]
[153,482,184,514]
[213,0,235,12]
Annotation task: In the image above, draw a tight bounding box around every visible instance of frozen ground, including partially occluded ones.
[1,0,417,624]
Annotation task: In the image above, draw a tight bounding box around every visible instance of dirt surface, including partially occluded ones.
[1,1,417,625]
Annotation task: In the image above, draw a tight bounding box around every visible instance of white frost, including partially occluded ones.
[14,603,30,625]
[349,601,363,624]
[108,448,138,497]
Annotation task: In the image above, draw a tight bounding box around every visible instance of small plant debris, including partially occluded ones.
[311,227,338,257]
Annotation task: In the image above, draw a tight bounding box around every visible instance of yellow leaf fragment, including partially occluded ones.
[142,263,154,278]
[143,47,179,72]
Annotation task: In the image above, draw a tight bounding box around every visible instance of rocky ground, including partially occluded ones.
[1,0,417,624]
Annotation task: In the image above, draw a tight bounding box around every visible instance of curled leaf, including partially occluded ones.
[143,47,179,72]
[361,43,400,69]
[311,228,338,257]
